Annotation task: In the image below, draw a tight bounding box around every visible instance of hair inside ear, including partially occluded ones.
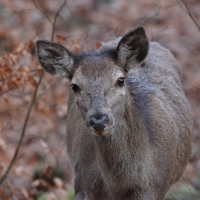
[36,40,74,78]
[117,27,149,71]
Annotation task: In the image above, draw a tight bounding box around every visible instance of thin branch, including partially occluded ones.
[0,69,43,83]
[0,78,61,115]
[12,8,35,14]
[0,70,44,185]
[0,0,67,185]
[169,193,180,200]
[186,81,200,90]
[142,2,176,25]
[180,178,200,196]
[177,0,188,13]
[0,87,15,96]
[51,0,67,41]
[31,0,52,24]
[176,0,200,91]
[0,120,12,133]
[177,0,200,31]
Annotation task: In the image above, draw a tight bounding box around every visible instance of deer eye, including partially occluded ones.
[70,84,80,93]
[117,77,125,87]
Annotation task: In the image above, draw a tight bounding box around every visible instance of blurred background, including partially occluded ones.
[0,0,199,199]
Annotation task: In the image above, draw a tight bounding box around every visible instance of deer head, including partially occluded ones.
[36,27,149,136]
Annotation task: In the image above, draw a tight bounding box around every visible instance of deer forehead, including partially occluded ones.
[72,58,124,88]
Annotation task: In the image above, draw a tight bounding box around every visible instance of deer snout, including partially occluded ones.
[89,114,108,132]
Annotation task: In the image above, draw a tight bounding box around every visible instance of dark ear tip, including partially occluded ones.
[36,40,45,49]
[134,26,146,34]
[138,26,145,30]
[36,39,43,44]
[122,26,147,39]
[36,39,51,46]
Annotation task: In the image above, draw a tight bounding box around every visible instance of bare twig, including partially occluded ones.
[169,193,180,200]
[176,0,200,91]
[0,120,12,133]
[180,178,200,196]
[142,2,176,25]
[177,0,200,31]
[0,69,43,83]
[0,70,44,185]
[0,0,67,186]
[51,0,67,41]
[0,78,61,115]
[12,8,35,14]
[186,81,200,90]
[31,0,52,24]
[0,87,15,96]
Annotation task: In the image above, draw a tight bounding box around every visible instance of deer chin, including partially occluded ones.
[93,130,107,136]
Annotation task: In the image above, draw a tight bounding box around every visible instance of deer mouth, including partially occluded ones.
[90,125,114,136]
[93,130,106,136]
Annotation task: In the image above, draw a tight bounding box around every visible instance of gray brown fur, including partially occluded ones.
[36,27,192,200]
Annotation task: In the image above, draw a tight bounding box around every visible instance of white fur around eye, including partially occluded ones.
[111,69,124,84]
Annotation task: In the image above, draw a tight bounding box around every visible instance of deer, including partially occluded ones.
[36,27,192,200]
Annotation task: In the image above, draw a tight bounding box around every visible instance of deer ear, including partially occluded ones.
[36,40,74,79]
[117,27,149,71]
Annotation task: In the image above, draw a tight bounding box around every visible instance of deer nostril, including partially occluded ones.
[89,114,108,131]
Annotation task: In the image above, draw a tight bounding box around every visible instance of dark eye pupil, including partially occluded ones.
[117,78,124,87]
[70,84,80,93]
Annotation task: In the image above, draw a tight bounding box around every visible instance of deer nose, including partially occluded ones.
[89,114,108,131]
